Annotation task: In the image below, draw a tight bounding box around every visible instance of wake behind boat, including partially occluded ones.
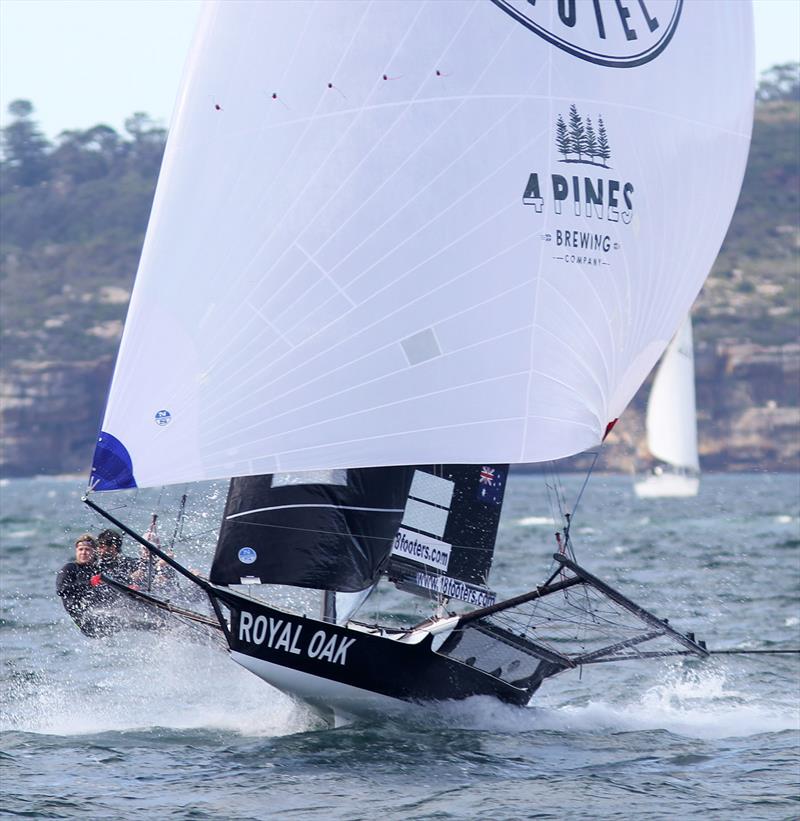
[77,1,754,720]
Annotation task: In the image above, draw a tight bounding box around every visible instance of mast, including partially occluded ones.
[322,591,336,624]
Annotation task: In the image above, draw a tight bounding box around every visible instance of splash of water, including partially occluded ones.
[514,516,555,527]
[1,628,323,737]
[403,667,799,740]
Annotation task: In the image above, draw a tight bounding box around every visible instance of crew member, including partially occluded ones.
[97,528,141,584]
[134,551,179,592]
[56,534,103,635]
[131,516,179,593]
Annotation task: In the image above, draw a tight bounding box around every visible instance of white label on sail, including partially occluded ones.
[401,500,449,539]
[271,470,348,488]
[90,0,753,491]
[409,471,455,509]
[413,571,496,607]
[391,528,451,572]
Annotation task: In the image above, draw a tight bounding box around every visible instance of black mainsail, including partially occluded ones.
[211,463,508,607]
[211,468,414,591]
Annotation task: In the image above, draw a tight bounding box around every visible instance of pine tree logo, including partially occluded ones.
[555,106,611,168]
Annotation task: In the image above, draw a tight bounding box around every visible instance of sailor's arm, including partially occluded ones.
[55,564,75,597]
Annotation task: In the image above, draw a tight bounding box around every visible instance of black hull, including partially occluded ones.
[212,588,533,711]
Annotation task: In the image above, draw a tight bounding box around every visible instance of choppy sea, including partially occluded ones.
[1,472,799,820]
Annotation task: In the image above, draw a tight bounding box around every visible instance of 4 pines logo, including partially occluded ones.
[523,108,633,268]
[522,108,632,223]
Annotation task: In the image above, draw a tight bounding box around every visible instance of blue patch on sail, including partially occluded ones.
[90,432,137,490]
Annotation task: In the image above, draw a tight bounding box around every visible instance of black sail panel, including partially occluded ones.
[386,464,509,607]
[211,468,414,591]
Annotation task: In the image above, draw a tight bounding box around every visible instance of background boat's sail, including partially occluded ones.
[211,468,413,591]
[386,464,508,607]
[645,316,699,472]
[90,0,753,491]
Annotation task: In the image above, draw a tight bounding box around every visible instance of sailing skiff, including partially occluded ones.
[80,0,754,719]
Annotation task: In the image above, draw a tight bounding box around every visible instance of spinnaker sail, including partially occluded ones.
[89,0,754,491]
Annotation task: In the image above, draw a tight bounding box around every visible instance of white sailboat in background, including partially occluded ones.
[78,1,753,720]
[635,317,700,498]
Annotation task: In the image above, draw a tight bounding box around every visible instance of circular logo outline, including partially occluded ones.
[238,546,257,564]
[490,0,683,68]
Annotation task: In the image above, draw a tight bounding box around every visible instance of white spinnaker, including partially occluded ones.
[646,316,699,472]
[92,0,753,490]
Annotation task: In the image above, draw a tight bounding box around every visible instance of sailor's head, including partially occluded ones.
[74,534,97,564]
[97,529,123,557]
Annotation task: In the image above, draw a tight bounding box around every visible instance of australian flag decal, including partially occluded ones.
[477,466,503,505]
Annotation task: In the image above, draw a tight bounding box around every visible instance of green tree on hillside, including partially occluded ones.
[52,125,122,184]
[124,112,167,176]
[0,100,51,187]
[757,62,800,102]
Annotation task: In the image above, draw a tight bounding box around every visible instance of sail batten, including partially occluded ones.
[227,504,405,520]
[90,0,752,492]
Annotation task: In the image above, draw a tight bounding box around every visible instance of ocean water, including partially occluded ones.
[1,472,798,820]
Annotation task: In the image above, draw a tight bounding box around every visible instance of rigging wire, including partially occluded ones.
[570,451,600,527]
[519,451,614,657]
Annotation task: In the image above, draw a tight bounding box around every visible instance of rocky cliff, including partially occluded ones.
[600,340,800,473]
[0,357,113,476]
[1,342,796,478]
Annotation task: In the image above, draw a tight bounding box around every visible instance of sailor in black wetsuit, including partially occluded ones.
[96,528,141,584]
[56,534,104,636]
